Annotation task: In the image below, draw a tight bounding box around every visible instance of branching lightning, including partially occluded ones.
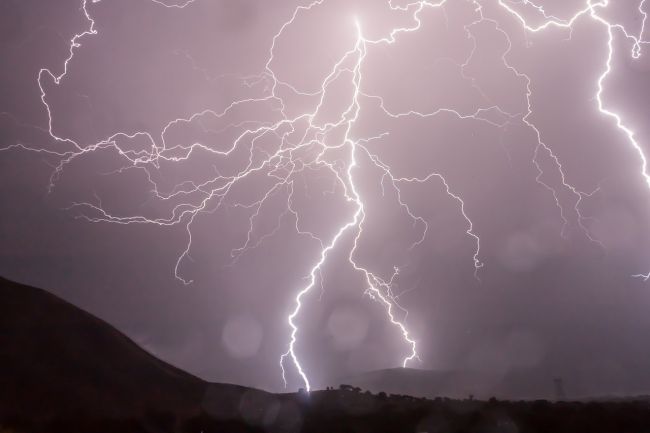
[2,0,650,390]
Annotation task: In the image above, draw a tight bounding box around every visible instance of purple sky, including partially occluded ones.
[2,0,650,396]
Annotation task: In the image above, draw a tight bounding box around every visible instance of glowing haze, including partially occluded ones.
[2,0,650,395]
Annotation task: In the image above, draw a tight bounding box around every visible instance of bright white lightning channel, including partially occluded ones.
[1,0,650,391]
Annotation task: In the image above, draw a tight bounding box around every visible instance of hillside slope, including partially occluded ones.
[0,276,207,419]
[339,367,558,400]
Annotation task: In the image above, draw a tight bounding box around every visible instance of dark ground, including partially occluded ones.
[2,276,650,433]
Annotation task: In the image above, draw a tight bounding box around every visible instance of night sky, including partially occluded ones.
[2,0,650,396]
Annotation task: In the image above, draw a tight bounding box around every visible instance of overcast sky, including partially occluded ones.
[2,0,650,396]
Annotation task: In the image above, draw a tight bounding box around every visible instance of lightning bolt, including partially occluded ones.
[2,0,650,391]
[494,0,650,274]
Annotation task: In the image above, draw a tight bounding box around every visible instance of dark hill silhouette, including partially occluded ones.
[0,276,205,419]
[0,275,272,430]
[4,275,650,433]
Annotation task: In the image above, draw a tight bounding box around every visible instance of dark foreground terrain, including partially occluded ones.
[2,276,650,433]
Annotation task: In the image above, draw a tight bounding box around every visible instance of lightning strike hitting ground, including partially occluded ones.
[2,0,650,391]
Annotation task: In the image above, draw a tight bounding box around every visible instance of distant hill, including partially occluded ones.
[338,361,650,402]
[338,367,560,401]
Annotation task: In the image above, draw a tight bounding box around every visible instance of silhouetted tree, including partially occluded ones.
[339,384,355,392]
